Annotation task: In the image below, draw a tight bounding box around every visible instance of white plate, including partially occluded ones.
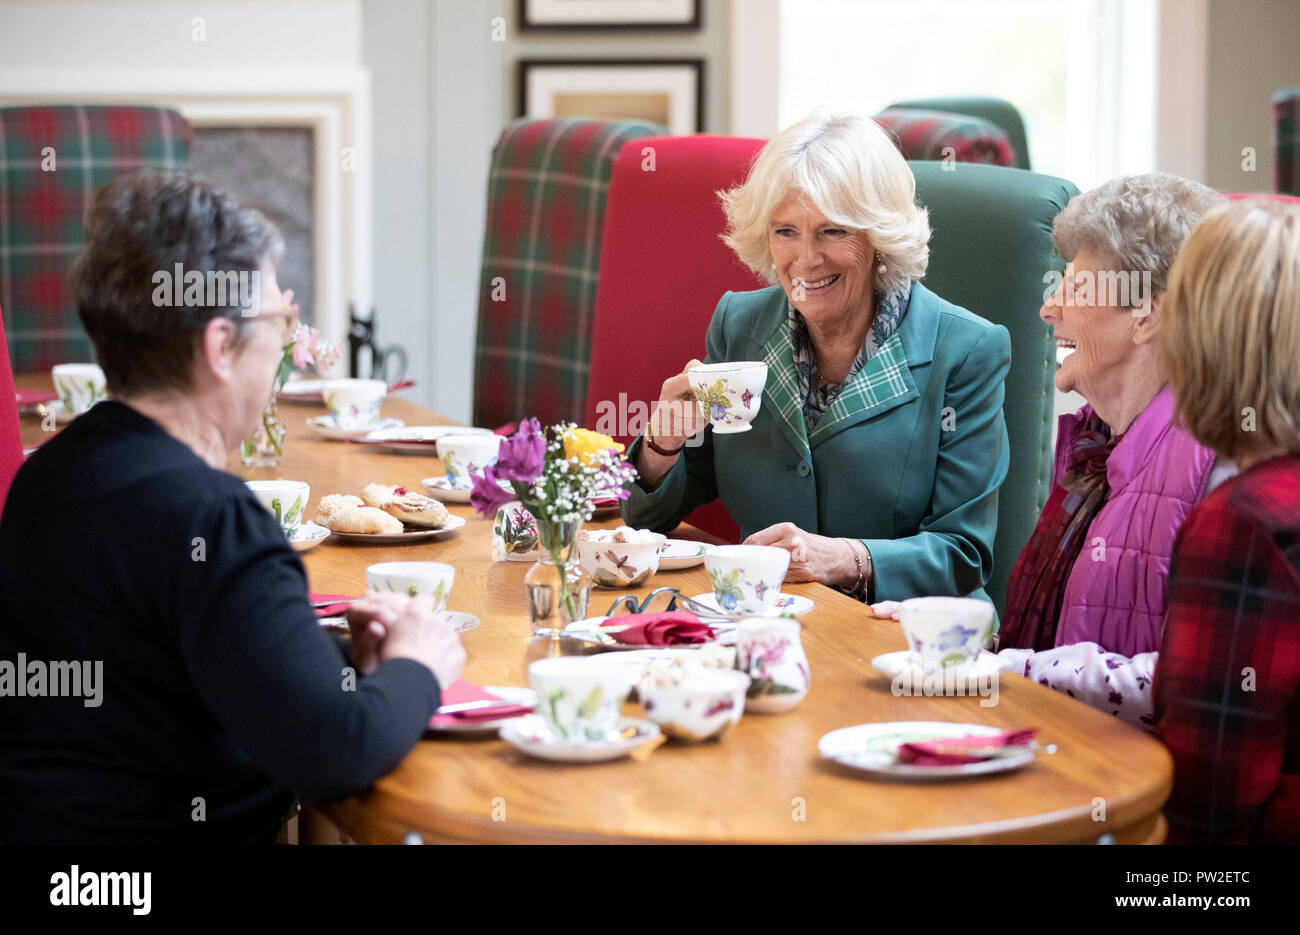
[687,591,814,619]
[561,616,734,650]
[328,513,466,543]
[870,650,1011,694]
[420,475,512,504]
[319,608,479,633]
[428,686,536,735]
[36,399,78,424]
[277,378,328,404]
[656,538,706,570]
[289,521,331,552]
[499,715,661,763]
[306,415,404,441]
[818,721,1036,781]
[356,424,496,454]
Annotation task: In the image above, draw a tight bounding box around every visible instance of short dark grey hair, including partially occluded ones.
[1052,172,1223,303]
[72,170,284,395]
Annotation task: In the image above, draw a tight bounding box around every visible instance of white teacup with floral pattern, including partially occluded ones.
[438,434,502,490]
[577,528,665,588]
[366,561,455,611]
[687,361,767,434]
[529,656,636,743]
[245,480,310,538]
[703,544,790,614]
[640,668,751,741]
[898,597,995,671]
[51,363,106,414]
[491,501,540,562]
[321,378,387,430]
[736,618,809,713]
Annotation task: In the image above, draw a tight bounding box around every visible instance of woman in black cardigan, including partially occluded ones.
[0,172,463,843]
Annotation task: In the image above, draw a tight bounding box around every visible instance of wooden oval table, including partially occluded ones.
[16,380,1172,843]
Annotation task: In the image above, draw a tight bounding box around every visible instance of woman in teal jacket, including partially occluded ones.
[622,111,1010,603]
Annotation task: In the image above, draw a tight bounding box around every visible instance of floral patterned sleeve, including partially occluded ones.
[998,644,1159,730]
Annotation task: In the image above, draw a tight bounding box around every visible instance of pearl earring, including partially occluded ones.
[876,254,887,275]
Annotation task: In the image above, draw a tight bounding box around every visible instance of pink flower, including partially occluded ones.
[292,328,319,370]
[470,464,518,518]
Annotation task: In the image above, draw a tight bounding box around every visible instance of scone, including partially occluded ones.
[315,493,403,534]
[315,494,364,526]
[362,483,449,529]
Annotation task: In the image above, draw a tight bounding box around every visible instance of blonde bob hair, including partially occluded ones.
[718,110,930,294]
[1160,198,1300,460]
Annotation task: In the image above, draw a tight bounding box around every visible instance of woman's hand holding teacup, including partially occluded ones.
[637,358,708,487]
[743,522,870,591]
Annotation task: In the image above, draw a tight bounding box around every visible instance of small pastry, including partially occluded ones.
[363,484,449,529]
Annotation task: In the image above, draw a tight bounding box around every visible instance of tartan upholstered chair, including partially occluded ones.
[1274,88,1299,196]
[887,96,1032,170]
[471,117,667,430]
[0,105,192,373]
[586,134,1077,614]
[874,108,1017,168]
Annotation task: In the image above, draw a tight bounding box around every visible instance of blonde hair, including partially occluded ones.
[1160,198,1300,460]
[718,110,930,294]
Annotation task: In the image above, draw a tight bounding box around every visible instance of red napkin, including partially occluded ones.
[897,728,1037,766]
[601,611,715,646]
[591,496,618,508]
[310,592,357,618]
[15,389,57,407]
[494,422,518,436]
[428,680,533,728]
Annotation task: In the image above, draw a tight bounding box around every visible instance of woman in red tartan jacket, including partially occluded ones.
[1154,197,1300,844]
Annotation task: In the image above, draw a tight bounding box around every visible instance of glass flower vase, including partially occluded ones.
[240,389,286,468]
[524,517,592,638]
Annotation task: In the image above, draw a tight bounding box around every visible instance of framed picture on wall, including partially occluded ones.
[518,59,705,135]
[519,0,700,30]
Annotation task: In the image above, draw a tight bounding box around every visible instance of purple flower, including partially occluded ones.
[470,464,518,518]
[1108,691,1123,705]
[493,417,546,484]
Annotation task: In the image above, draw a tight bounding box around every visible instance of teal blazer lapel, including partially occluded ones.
[807,282,940,446]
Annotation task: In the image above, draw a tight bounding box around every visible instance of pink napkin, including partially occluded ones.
[494,422,518,436]
[428,680,533,728]
[601,611,714,646]
[15,389,57,407]
[591,496,619,508]
[897,728,1037,766]
[310,592,357,618]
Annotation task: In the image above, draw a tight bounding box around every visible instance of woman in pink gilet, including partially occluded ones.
[990,173,1233,728]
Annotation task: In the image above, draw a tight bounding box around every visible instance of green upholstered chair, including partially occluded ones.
[890,96,1032,170]
[908,161,1078,613]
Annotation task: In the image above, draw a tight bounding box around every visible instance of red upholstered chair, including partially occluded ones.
[0,105,192,373]
[0,307,24,507]
[585,135,767,542]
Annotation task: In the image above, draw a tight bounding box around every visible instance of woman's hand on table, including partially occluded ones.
[345,592,408,675]
[743,522,870,591]
[378,593,467,689]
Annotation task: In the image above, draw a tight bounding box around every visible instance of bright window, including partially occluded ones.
[776,0,1157,190]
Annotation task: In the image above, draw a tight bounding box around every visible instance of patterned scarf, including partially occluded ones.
[790,283,910,428]
[996,413,1120,652]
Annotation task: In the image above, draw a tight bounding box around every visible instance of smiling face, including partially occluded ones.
[1042,248,1150,404]
[768,193,875,327]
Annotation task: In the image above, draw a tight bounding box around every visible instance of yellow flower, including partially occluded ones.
[563,427,625,466]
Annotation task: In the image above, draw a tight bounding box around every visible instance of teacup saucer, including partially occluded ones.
[500,715,661,762]
[288,521,331,552]
[686,592,814,619]
[870,650,1010,694]
[656,539,706,570]
[420,475,511,504]
[306,415,403,441]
